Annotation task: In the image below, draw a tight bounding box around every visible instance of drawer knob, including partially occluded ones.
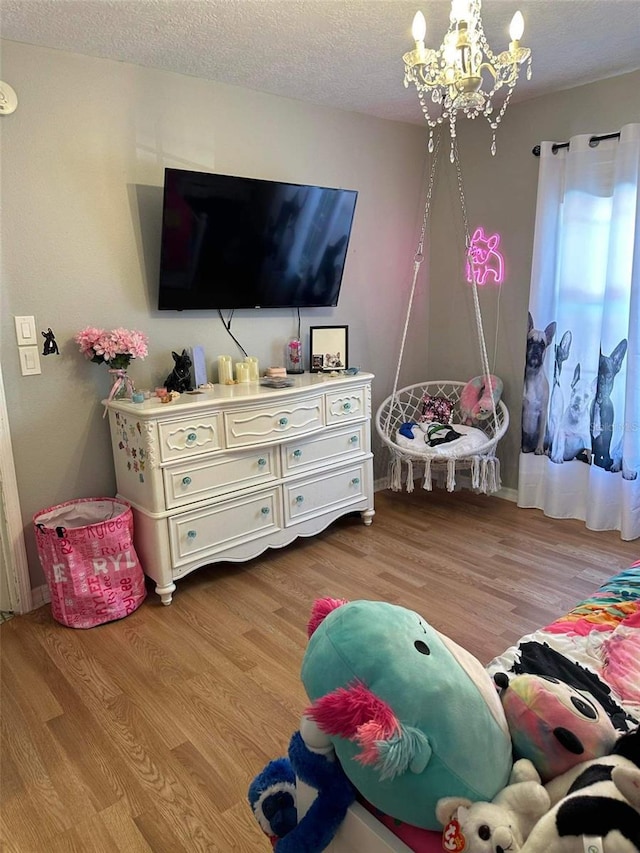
[187,432,197,443]
[293,449,302,458]
[187,529,197,539]
[182,476,192,486]
[343,402,351,411]
[295,495,304,504]
[351,477,360,486]
[279,417,289,426]
[261,506,270,515]
[350,435,358,443]
[257,458,267,467]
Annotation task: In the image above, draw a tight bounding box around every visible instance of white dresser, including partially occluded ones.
[106,372,374,604]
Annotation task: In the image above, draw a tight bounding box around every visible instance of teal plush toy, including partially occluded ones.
[301,598,513,831]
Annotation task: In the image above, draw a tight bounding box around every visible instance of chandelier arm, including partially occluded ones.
[477,62,498,81]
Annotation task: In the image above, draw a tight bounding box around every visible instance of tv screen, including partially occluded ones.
[157,168,358,310]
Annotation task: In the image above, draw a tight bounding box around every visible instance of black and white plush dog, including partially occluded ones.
[164,349,193,393]
[522,313,556,454]
[521,728,640,853]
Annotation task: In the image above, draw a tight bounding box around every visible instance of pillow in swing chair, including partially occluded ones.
[396,423,489,456]
[420,394,454,425]
[460,375,503,425]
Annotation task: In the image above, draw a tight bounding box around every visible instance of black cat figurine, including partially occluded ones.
[164,349,193,393]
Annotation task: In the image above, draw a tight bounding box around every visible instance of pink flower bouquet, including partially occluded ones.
[75,327,148,371]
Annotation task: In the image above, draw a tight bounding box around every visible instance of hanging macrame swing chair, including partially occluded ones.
[376,136,509,494]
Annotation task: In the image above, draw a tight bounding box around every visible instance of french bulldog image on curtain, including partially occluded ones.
[590,339,628,471]
[521,313,556,454]
[546,329,572,460]
[590,339,637,479]
[549,363,594,464]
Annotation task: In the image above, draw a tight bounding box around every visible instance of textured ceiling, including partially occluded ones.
[1,0,639,124]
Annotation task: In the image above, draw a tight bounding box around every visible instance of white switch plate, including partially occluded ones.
[19,346,41,375]
[15,315,37,346]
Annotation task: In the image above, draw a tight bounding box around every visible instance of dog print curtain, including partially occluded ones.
[519,123,640,540]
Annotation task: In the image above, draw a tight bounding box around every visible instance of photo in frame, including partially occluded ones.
[309,325,349,373]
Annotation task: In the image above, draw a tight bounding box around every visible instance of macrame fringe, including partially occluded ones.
[471,456,480,489]
[479,459,488,493]
[476,457,500,494]
[422,457,432,491]
[390,455,403,492]
[406,459,415,493]
[446,458,456,492]
[487,456,500,493]
[388,450,500,495]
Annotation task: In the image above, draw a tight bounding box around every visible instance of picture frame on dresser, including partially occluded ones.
[309,325,349,373]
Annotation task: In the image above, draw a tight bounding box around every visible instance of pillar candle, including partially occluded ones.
[217,355,233,385]
[235,362,250,383]
[245,356,260,381]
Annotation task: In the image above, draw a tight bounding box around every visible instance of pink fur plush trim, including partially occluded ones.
[305,681,399,741]
[307,597,349,637]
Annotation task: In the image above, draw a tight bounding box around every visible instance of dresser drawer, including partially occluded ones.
[158,414,223,463]
[325,387,367,424]
[163,447,279,509]
[284,463,367,525]
[224,396,323,449]
[281,423,367,477]
[169,488,281,568]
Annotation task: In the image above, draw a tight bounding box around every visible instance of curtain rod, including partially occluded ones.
[532,131,621,157]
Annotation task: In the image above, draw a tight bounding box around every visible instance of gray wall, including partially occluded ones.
[428,70,640,489]
[0,41,428,588]
[2,37,639,590]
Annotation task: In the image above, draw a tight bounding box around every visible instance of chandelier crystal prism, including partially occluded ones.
[403,0,532,159]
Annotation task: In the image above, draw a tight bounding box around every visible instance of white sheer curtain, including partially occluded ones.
[518,123,640,540]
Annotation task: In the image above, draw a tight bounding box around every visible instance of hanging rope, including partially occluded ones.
[452,139,499,434]
[385,134,441,436]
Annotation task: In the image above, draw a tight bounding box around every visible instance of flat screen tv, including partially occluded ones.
[157,168,358,310]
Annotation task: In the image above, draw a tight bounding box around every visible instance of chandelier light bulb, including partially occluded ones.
[451,0,471,23]
[509,11,525,42]
[412,10,427,44]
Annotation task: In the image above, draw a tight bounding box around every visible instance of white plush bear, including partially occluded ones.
[436,759,550,853]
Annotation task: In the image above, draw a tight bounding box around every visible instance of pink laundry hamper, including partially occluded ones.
[34,497,147,629]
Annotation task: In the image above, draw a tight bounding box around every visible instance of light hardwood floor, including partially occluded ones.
[1,489,638,852]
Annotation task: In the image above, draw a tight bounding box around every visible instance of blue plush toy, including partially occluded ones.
[300,597,513,831]
[248,730,355,851]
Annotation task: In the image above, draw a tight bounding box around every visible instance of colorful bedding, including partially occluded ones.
[486,562,640,724]
[369,561,640,852]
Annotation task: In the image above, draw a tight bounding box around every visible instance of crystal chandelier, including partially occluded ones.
[403,0,532,159]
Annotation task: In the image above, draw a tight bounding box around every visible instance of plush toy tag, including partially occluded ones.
[583,838,604,853]
[442,818,466,852]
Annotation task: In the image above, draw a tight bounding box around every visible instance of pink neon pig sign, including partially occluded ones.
[465,227,504,286]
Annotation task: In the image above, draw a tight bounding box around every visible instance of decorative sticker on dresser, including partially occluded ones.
[114,412,146,482]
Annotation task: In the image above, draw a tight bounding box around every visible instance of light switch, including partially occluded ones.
[19,346,41,376]
[15,315,37,346]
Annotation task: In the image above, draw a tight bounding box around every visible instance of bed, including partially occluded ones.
[296,560,640,853]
